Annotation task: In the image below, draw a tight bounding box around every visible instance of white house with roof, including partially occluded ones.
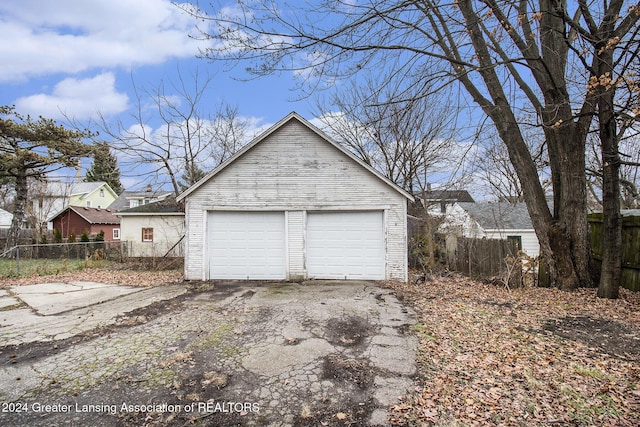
[115,197,185,257]
[439,201,540,257]
[108,186,173,211]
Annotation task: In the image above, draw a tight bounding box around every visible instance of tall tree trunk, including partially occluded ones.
[598,124,622,299]
[595,42,622,299]
[5,169,27,253]
[545,122,593,291]
[456,0,594,290]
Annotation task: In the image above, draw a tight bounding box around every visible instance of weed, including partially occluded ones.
[411,323,437,341]
[573,364,607,380]
[188,323,235,351]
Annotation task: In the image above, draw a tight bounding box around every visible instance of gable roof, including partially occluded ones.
[422,190,475,203]
[109,189,173,211]
[116,196,184,216]
[458,202,533,230]
[177,112,414,202]
[45,181,116,200]
[50,206,120,225]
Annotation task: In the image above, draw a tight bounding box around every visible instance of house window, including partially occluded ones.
[130,200,139,208]
[142,228,154,242]
[507,235,522,252]
[86,201,92,207]
[100,189,104,197]
[113,229,120,240]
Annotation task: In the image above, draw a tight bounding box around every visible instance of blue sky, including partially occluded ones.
[0,0,481,196]
[0,0,321,190]
[0,1,314,144]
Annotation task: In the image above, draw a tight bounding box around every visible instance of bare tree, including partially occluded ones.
[475,127,551,203]
[314,75,457,195]
[101,68,252,195]
[206,104,255,171]
[587,134,640,210]
[184,0,640,295]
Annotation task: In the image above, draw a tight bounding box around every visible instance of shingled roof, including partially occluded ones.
[458,202,533,230]
[422,190,475,203]
[63,206,120,224]
[116,196,183,215]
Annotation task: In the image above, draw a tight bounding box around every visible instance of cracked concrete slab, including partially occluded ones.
[11,281,145,315]
[0,290,21,309]
[0,281,417,427]
[242,338,334,377]
[1,284,186,346]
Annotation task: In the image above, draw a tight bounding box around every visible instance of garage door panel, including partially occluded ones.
[307,211,385,280]
[208,212,285,280]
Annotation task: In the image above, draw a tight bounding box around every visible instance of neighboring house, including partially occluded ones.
[414,189,475,216]
[439,201,540,257]
[49,206,121,240]
[177,112,414,282]
[108,186,173,211]
[31,180,118,229]
[115,197,185,257]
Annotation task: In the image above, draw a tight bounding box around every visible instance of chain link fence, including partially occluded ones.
[1,241,129,276]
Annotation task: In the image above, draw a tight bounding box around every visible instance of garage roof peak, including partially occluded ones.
[177,112,413,202]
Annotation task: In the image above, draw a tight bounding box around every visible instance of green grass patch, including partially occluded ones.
[411,323,438,341]
[574,364,607,380]
[0,258,107,278]
[188,323,236,351]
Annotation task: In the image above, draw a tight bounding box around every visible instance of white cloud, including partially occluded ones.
[14,73,128,120]
[0,0,209,82]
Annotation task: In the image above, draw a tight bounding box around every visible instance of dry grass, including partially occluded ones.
[0,262,182,288]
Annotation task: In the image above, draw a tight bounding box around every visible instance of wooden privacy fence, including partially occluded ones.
[588,212,640,291]
[451,236,523,287]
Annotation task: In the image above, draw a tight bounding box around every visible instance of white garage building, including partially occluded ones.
[177,112,413,282]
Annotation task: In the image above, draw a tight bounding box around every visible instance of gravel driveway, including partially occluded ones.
[0,281,417,426]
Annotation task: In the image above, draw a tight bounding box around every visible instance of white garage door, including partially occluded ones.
[208,211,286,280]
[307,211,385,280]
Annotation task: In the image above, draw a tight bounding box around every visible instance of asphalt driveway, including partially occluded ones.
[0,280,417,426]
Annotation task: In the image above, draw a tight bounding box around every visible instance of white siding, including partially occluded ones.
[485,229,540,257]
[183,118,408,281]
[119,214,185,257]
[0,209,12,228]
[287,211,306,281]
